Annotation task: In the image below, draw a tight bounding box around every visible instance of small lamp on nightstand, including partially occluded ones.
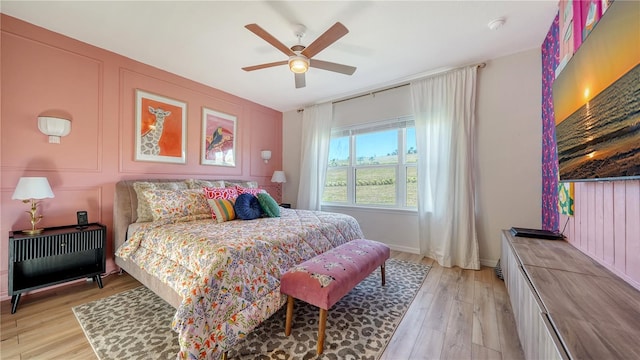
[271,171,290,208]
[12,177,55,235]
[271,170,287,184]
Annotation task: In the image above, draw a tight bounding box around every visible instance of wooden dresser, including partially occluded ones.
[501,230,640,359]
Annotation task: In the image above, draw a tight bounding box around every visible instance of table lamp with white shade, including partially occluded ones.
[12,177,55,235]
[271,170,287,183]
[270,171,288,206]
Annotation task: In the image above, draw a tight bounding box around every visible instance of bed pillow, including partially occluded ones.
[133,181,189,222]
[224,180,258,189]
[143,189,210,222]
[234,193,263,220]
[235,185,264,196]
[186,179,225,189]
[257,192,280,218]
[209,198,236,223]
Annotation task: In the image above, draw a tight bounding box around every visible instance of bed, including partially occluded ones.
[113,179,364,359]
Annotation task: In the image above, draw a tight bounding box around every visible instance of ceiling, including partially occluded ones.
[1,1,558,112]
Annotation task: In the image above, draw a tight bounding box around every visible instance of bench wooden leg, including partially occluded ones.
[381,262,386,286]
[317,308,328,355]
[285,295,294,336]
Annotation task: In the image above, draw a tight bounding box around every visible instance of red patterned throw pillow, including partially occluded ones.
[235,185,264,196]
[203,186,238,200]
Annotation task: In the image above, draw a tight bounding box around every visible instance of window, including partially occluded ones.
[323,117,417,209]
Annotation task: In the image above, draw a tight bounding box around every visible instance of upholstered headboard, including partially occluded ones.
[113,179,258,252]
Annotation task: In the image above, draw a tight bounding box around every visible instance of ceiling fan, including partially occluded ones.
[242,22,357,88]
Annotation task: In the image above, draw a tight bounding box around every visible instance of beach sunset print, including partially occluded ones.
[553,1,640,181]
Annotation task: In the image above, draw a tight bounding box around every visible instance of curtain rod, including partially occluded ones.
[332,62,486,105]
[297,62,486,112]
[331,83,408,105]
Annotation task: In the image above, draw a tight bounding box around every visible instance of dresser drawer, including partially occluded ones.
[12,229,104,261]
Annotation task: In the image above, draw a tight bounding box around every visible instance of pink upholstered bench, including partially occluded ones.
[280,238,390,354]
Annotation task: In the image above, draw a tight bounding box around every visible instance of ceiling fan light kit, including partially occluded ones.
[289,55,309,73]
[242,22,356,88]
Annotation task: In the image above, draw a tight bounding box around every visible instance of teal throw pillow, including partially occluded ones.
[257,192,280,217]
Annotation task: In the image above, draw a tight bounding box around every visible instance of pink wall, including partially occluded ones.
[561,181,640,290]
[0,15,283,299]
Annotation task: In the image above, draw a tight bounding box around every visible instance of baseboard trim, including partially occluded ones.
[480,258,499,268]
[386,246,498,269]
[387,244,420,254]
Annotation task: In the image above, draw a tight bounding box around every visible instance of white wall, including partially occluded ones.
[282,110,302,206]
[475,49,543,264]
[282,48,542,266]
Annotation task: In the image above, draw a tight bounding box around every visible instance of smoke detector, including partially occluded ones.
[488,17,506,30]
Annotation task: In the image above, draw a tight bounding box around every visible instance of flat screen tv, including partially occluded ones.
[553,0,640,182]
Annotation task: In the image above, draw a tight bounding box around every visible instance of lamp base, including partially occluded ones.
[22,228,44,235]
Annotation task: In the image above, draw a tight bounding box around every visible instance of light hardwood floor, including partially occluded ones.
[1,251,524,359]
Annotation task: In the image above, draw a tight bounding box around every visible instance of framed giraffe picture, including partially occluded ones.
[134,90,187,164]
[201,107,236,167]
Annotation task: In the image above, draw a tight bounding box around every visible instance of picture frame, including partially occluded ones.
[135,89,186,164]
[201,107,237,167]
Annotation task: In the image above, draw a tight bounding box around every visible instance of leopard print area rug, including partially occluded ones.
[73,258,430,360]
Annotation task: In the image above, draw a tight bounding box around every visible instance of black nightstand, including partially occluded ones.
[8,223,106,314]
[280,203,291,208]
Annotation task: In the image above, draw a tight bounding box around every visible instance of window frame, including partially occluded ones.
[323,116,417,210]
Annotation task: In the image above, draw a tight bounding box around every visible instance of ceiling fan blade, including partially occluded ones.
[242,60,288,72]
[295,73,306,88]
[245,24,296,57]
[301,22,349,59]
[310,59,356,75]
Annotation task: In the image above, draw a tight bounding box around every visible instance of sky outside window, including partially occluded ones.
[329,128,417,164]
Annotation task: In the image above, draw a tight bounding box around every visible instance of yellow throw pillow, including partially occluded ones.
[208,198,236,223]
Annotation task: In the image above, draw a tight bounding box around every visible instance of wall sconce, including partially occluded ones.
[11,177,55,235]
[271,170,287,183]
[261,150,272,163]
[38,116,71,143]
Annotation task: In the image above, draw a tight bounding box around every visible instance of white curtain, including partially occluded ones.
[296,102,333,210]
[411,66,480,269]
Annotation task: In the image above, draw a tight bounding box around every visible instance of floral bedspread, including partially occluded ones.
[116,208,363,359]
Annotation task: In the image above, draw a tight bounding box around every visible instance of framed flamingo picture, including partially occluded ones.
[201,107,236,167]
[134,90,187,164]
